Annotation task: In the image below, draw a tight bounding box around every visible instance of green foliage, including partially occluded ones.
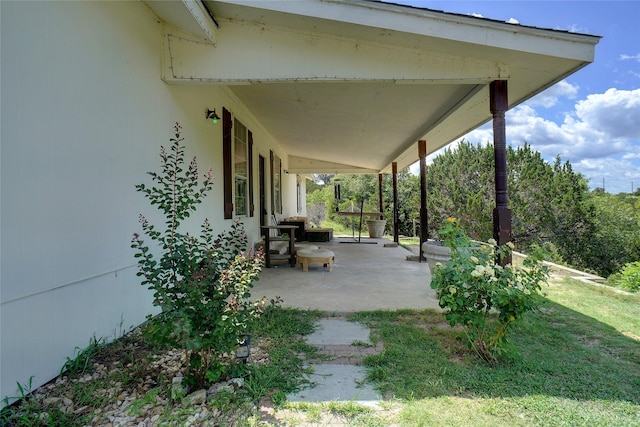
[529,241,564,265]
[60,336,104,376]
[381,168,420,237]
[307,141,640,278]
[586,192,640,276]
[426,142,495,240]
[1,376,34,409]
[423,141,640,278]
[307,170,419,236]
[430,218,550,363]
[131,123,266,388]
[426,142,595,258]
[1,377,90,427]
[608,261,640,292]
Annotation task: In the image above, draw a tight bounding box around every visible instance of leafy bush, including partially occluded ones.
[430,218,550,363]
[529,241,564,265]
[608,261,640,292]
[131,123,266,388]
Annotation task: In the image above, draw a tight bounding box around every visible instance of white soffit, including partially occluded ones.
[148,0,600,173]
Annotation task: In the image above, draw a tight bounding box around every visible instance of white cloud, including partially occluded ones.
[574,157,640,193]
[527,80,579,108]
[574,88,640,140]
[502,88,640,160]
[620,53,640,62]
[470,13,484,18]
[560,24,588,34]
[454,88,640,193]
[506,18,519,24]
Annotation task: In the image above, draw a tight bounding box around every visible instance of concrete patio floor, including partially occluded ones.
[252,236,441,312]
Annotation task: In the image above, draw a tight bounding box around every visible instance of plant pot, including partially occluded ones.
[422,241,451,272]
[365,219,386,238]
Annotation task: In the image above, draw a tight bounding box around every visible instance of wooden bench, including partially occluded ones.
[296,248,335,272]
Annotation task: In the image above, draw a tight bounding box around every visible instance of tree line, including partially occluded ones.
[306,141,640,279]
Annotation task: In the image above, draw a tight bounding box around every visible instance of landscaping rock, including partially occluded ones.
[171,375,187,400]
[184,389,207,406]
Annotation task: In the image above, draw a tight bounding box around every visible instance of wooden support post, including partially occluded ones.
[490,80,512,265]
[392,162,399,243]
[419,140,428,262]
[378,174,384,220]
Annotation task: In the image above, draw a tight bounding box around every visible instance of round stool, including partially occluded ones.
[296,249,335,272]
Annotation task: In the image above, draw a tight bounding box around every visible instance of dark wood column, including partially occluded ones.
[419,140,428,262]
[392,162,399,243]
[378,174,384,220]
[490,80,512,265]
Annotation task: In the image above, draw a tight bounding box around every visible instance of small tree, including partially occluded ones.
[131,123,265,388]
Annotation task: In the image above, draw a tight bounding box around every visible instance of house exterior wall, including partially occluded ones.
[0,0,292,403]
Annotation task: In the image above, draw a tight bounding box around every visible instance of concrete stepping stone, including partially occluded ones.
[286,318,382,403]
[306,318,371,345]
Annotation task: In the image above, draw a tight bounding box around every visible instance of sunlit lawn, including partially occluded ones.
[330,277,640,426]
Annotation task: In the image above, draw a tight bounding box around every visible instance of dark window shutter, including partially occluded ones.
[278,158,283,214]
[248,131,254,217]
[222,107,233,219]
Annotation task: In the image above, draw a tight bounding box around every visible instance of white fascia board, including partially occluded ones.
[216,0,599,62]
[182,0,217,45]
[162,18,509,83]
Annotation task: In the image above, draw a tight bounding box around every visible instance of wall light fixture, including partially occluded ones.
[206,108,220,124]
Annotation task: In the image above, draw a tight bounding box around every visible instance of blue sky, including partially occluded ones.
[399,1,640,194]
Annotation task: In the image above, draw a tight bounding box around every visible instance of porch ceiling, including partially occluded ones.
[146,0,599,174]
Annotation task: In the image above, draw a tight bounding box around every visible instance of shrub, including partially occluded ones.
[530,241,564,265]
[430,218,550,363]
[613,261,640,292]
[131,123,266,388]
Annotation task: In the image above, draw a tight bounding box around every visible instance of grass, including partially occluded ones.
[2,279,638,426]
[545,277,640,340]
[346,278,640,426]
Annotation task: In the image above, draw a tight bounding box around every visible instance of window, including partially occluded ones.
[223,108,254,219]
[271,151,282,214]
[234,119,248,216]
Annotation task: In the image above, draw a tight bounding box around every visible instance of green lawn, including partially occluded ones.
[338,277,640,426]
[3,278,638,426]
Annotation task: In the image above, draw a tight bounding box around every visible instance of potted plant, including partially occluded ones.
[365,218,386,238]
[423,216,463,270]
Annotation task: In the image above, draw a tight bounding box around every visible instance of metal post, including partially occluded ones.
[490,80,512,266]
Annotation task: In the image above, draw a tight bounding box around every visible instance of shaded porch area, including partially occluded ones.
[253,237,440,312]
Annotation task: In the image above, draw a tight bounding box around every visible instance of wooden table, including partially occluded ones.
[260,225,296,268]
[296,248,335,272]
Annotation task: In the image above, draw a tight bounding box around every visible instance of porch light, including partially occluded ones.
[236,334,251,363]
[206,108,220,124]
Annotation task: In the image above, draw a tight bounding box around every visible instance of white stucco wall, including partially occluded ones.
[0,0,285,403]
